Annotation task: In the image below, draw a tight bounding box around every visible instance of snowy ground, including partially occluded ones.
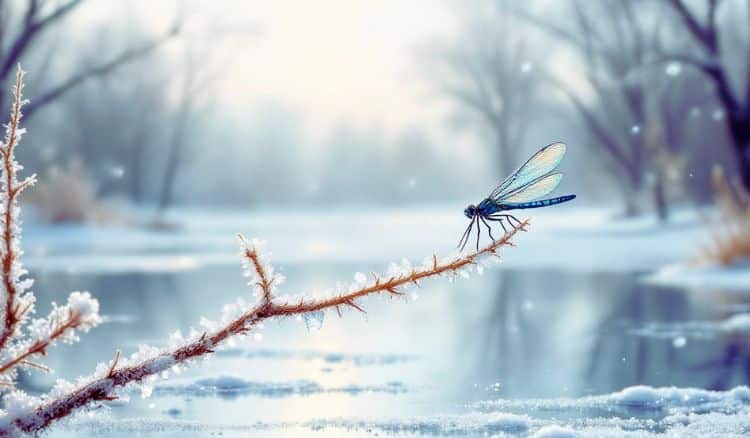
[62,385,750,437]
[20,205,750,437]
[23,205,710,274]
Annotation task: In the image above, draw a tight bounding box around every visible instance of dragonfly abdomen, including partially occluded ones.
[502,194,576,210]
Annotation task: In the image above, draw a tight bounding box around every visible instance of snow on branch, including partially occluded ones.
[0,65,528,436]
[0,67,102,434]
[2,222,527,435]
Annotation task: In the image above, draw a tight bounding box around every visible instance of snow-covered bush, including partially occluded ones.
[700,166,750,266]
[0,66,525,435]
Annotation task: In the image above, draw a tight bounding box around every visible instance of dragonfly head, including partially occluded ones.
[463,204,477,219]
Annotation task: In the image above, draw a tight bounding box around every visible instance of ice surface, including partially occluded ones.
[152,375,407,398]
[215,347,416,366]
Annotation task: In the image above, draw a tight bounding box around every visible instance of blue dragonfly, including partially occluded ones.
[458,142,576,251]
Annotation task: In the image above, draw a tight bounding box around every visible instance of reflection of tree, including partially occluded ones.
[586,276,689,390]
[477,270,570,396]
[698,336,750,390]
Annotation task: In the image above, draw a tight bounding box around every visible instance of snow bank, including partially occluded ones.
[64,385,750,437]
[24,206,711,275]
[645,262,750,292]
[531,425,579,438]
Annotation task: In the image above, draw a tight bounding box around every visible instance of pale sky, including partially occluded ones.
[74,0,463,139]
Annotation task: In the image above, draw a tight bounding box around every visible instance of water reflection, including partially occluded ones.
[20,261,750,433]
[476,271,750,398]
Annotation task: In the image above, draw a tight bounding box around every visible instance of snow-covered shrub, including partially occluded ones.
[700,166,750,266]
[25,160,97,223]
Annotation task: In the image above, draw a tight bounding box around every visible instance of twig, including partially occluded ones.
[0,310,81,377]
[0,67,35,352]
[8,221,528,434]
[238,234,274,305]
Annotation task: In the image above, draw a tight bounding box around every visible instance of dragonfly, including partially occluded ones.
[458,142,576,251]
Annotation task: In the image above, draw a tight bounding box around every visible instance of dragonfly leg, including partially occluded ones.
[490,214,522,229]
[457,216,475,251]
[475,217,481,252]
[479,216,495,242]
[486,216,509,234]
[507,214,522,227]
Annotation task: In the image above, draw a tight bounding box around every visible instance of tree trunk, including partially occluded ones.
[653,171,669,223]
[728,114,750,190]
[129,124,147,203]
[157,107,188,212]
[496,124,514,176]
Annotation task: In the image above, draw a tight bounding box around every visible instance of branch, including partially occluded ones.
[0,67,36,352]
[667,0,711,47]
[0,0,84,80]
[512,6,586,51]
[238,234,274,305]
[654,52,742,115]
[5,221,529,434]
[0,292,100,381]
[24,20,180,117]
[539,68,635,177]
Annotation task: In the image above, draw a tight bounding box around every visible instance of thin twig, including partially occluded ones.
[0,310,81,376]
[0,67,30,352]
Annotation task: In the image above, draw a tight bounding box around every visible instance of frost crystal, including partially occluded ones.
[303,311,325,330]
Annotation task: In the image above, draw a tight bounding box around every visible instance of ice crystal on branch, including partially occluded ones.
[0,67,102,408]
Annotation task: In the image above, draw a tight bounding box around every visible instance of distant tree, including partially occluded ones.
[518,0,697,219]
[429,1,537,176]
[663,0,750,191]
[0,0,180,117]
[158,39,222,211]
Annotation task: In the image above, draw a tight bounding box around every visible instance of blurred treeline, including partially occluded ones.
[1,0,748,219]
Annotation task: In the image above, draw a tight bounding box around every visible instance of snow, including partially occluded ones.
[472,385,750,413]
[629,312,750,342]
[61,385,750,436]
[15,205,750,436]
[532,425,579,438]
[646,262,750,292]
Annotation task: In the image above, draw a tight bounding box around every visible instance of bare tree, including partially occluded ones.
[430,1,537,176]
[157,38,224,212]
[518,0,698,218]
[0,0,180,118]
[663,0,750,191]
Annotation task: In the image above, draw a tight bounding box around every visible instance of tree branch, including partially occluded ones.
[7,221,529,434]
[24,20,180,117]
[668,0,710,46]
[0,0,84,80]
[0,67,35,352]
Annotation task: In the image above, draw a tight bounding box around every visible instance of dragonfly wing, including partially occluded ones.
[499,172,563,203]
[490,142,567,200]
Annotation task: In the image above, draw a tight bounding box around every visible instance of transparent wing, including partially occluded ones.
[499,172,563,203]
[489,142,567,200]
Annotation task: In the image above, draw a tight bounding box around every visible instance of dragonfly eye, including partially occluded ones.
[463,205,476,218]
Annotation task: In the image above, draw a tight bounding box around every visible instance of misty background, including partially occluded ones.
[1,0,746,221]
[5,1,750,435]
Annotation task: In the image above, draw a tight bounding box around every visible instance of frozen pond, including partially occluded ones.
[17,207,750,436]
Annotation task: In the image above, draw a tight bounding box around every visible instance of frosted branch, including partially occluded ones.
[1,221,527,434]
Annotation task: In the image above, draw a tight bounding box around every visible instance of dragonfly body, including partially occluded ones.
[458,142,576,251]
